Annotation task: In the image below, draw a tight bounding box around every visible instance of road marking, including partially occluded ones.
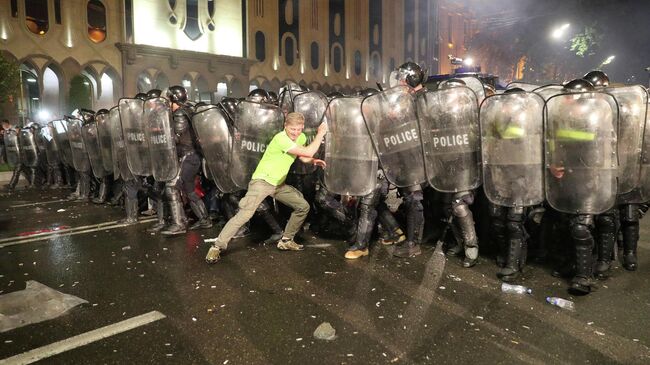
[0,218,156,248]
[9,199,70,208]
[0,221,123,243]
[0,311,166,365]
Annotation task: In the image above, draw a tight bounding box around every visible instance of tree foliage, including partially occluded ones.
[68,75,93,112]
[569,24,603,57]
[0,54,20,104]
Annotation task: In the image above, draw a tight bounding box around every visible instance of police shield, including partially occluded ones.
[81,121,109,178]
[456,76,486,104]
[109,106,135,181]
[291,91,328,174]
[324,96,378,196]
[534,84,564,101]
[18,128,38,167]
[95,111,113,173]
[66,117,91,173]
[192,105,238,193]
[118,98,151,176]
[3,130,20,167]
[544,92,618,214]
[605,86,647,195]
[52,120,73,166]
[506,82,539,92]
[42,123,60,167]
[231,100,284,189]
[417,86,481,192]
[361,85,426,187]
[143,97,179,181]
[636,98,650,202]
[480,92,545,207]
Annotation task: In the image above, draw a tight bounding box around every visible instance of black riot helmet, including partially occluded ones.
[504,87,525,94]
[396,62,425,88]
[247,88,271,103]
[358,88,380,98]
[96,109,110,116]
[583,70,610,87]
[268,91,279,105]
[219,97,239,118]
[135,92,148,101]
[147,89,162,98]
[438,78,467,90]
[167,85,188,105]
[78,108,96,124]
[563,78,595,93]
[327,91,344,99]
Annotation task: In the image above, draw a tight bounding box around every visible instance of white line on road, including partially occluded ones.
[0,311,166,365]
[0,220,124,243]
[0,218,156,248]
[9,199,70,208]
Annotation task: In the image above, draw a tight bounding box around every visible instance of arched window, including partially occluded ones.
[181,75,194,101]
[354,51,362,76]
[249,81,259,92]
[333,45,343,73]
[25,0,49,35]
[155,73,169,90]
[196,76,210,103]
[97,73,115,110]
[284,36,295,66]
[255,31,266,62]
[69,75,93,111]
[87,0,107,43]
[215,81,228,100]
[310,42,319,70]
[20,63,40,121]
[42,65,62,119]
[137,72,153,93]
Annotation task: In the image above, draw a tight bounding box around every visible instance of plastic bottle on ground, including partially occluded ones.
[501,283,532,294]
[546,297,575,311]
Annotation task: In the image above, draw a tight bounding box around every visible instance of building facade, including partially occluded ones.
[0,0,476,125]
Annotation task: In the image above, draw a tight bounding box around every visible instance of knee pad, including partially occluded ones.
[570,223,591,241]
[404,191,424,211]
[620,204,640,222]
[452,202,471,218]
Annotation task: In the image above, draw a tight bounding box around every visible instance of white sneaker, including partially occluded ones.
[277,238,304,251]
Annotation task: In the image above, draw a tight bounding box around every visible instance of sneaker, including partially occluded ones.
[205,246,221,264]
[393,241,422,258]
[345,248,369,259]
[277,238,304,251]
[380,228,406,246]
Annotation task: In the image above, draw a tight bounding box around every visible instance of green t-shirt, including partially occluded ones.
[251,131,307,186]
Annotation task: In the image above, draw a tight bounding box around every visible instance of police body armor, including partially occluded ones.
[291,91,328,174]
[18,127,38,167]
[544,92,619,214]
[109,106,135,181]
[192,105,238,193]
[118,98,151,176]
[143,97,179,181]
[604,86,647,197]
[81,120,110,178]
[417,85,481,192]
[95,111,114,174]
[51,119,74,167]
[3,129,20,167]
[324,96,379,196]
[361,85,426,187]
[231,100,284,189]
[480,91,545,207]
[66,117,91,173]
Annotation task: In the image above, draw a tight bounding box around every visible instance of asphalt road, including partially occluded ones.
[1,187,650,364]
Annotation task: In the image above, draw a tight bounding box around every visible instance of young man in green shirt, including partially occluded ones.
[205,112,327,264]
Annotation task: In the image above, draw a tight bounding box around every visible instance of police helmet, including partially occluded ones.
[247,88,271,103]
[147,89,162,98]
[135,93,148,101]
[396,62,425,88]
[504,87,525,94]
[563,79,595,93]
[167,85,188,105]
[438,78,467,90]
[358,88,380,98]
[583,70,610,87]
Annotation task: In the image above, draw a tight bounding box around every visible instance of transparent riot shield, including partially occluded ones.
[109,107,134,181]
[42,123,60,167]
[506,82,539,92]
[192,105,238,193]
[51,120,73,167]
[66,117,91,173]
[361,85,426,187]
[231,101,284,189]
[18,128,38,167]
[95,112,113,173]
[456,75,486,104]
[118,98,151,176]
[480,92,545,207]
[534,84,564,101]
[544,92,618,214]
[143,97,179,181]
[417,86,481,192]
[81,121,109,178]
[3,130,20,167]
[604,86,648,195]
[291,91,328,174]
[638,100,650,202]
[324,96,379,196]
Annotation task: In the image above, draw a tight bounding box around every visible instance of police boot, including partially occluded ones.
[622,223,639,271]
[497,238,525,282]
[76,175,91,201]
[570,241,595,295]
[117,198,139,225]
[67,182,81,200]
[161,194,187,236]
[189,199,212,230]
[594,232,615,278]
[147,199,167,233]
[259,209,284,244]
[5,167,20,191]
[92,181,109,204]
[378,210,406,245]
[456,215,479,268]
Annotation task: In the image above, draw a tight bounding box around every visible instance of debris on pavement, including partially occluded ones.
[313,322,337,341]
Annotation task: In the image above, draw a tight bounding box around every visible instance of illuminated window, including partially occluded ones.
[137,72,153,94]
[87,0,107,43]
[155,73,169,91]
[20,64,40,121]
[25,0,49,35]
[255,31,266,62]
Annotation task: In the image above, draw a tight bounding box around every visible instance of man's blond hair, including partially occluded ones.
[285,112,305,126]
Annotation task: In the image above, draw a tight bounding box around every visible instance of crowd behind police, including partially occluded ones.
[2,61,648,296]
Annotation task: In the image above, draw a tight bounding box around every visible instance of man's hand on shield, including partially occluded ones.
[549,164,565,179]
[317,122,328,137]
[313,158,326,168]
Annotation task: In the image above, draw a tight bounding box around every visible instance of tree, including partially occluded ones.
[569,24,603,57]
[68,75,93,112]
[0,54,20,104]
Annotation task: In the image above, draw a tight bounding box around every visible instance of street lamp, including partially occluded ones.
[551,23,570,39]
[602,55,616,65]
